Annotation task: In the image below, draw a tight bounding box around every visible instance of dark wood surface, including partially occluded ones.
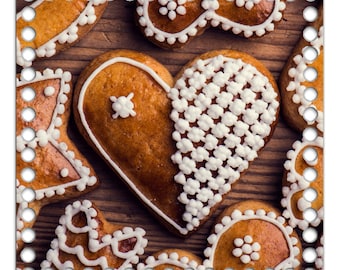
[16,0,321,268]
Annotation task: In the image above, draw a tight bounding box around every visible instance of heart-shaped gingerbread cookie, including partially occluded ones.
[73,49,280,236]
[16,0,108,67]
[40,200,148,269]
[136,0,286,48]
[16,68,98,251]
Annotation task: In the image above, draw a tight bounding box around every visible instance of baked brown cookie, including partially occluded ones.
[16,0,108,67]
[137,249,202,270]
[40,200,148,269]
[16,68,98,251]
[202,200,302,269]
[280,5,323,133]
[73,49,280,236]
[136,0,286,48]
[281,136,323,230]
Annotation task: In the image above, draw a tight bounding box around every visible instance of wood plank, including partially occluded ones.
[16,0,321,268]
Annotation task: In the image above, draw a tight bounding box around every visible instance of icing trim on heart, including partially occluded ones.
[281,136,324,230]
[16,0,108,67]
[169,54,279,232]
[285,26,324,132]
[76,57,192,234]
[202,208,301,269]
[136,0,286,45]
[40,200,148,269]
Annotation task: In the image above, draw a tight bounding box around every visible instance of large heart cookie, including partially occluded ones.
[16,0,108,67]
[136,0,286,48]
[73,49,280,235]
[16,68,98,251]
[280,5,323,133]
[40,200,148,269]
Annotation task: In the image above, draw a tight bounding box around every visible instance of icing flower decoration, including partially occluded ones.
[232,235,261,264]
[236,0,261,11]
[110,92,136,119]
[158,0,187,21]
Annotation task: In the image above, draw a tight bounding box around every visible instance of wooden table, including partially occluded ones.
[16,0,320,268]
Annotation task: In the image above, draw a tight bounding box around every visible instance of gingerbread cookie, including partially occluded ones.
[281,136,323,230]
[280,5,323,133]
[16,0,108,67]
[202,200,302,269]
[137,249,202,270]
[40,200,148,269]
[16,68,98,251]
[73,49,280,236]
[136,0,286,48]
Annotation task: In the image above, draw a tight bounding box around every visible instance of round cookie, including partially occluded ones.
[202,200,302,269]
[136,0,286,48]
[16,0,108,67]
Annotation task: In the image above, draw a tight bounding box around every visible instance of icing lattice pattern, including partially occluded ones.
[169,55,279,232]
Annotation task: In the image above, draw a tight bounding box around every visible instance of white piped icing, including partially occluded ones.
[201,208,301,270]
[158,0,187,21]
[232,235,261,264]
[16,0,107,67]
[315,235,324,270]
[110,93,136,119]
[137,251,200,270]
[286,26,324,132]
[281,137,323,230]
[170,55,279,232]
[16,68,98,247]
[40,200,148,269]
[136,0,286,45]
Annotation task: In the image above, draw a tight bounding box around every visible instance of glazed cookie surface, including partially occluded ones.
[16,0,108,67]
[202,200,302,270]
[16,69,98,251]
[136,0,286,48]
[40,200,148,269]
[280,6,323,133]
[73,49,280,236]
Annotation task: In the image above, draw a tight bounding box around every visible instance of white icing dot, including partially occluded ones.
[60,168,69,178]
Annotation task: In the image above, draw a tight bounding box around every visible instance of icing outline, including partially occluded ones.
[16,68,98,247]
[281,136,324,230]
[40,200,148,269]
[16,0,108,67]
[136,0,286,45]
[285,26,324,132]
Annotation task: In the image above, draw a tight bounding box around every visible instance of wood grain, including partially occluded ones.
[16,0,321,268]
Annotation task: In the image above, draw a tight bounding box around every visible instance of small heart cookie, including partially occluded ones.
[40,200,148,269]
[16,0,108,67]
[202,200,302,269]
[137,249,202,270]
[136,0,286,48]
[16,68,98,251]
[73,49,280,236]
[281,136,323,230]
[280,6,323,133]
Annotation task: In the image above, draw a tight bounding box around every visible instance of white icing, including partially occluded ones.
[136,0,286,45]
[110,93,136,119]
[137,250,199,270]
[281,137,323,230]
[158,0,187,21]
[16,0,107,67]
[286,26,324,132]
[232,235,261,264]
[40,200,148,269]
[170,55,279,232]
[16,68,98,248]
[315,235,324,270]
[201,207,301,270]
